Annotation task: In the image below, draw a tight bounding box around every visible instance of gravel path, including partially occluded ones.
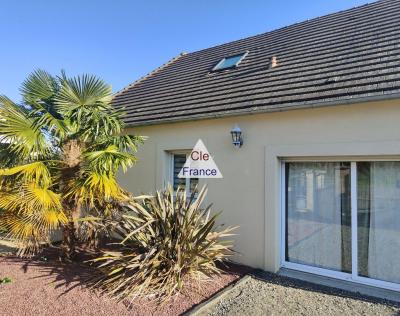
[199,272,400,316]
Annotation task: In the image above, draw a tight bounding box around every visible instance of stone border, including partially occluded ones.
[185,275,251,316]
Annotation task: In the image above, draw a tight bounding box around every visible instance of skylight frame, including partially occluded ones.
[211,51,248,72]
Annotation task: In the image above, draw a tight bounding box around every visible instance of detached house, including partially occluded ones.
[113,0,400,292]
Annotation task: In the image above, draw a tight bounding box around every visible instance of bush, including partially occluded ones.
[91,186,236,301]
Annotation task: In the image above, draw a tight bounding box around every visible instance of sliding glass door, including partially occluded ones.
[283,160,400,290]
[357,162,400,285]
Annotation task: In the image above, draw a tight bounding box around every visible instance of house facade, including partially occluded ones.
[113,0,400,292]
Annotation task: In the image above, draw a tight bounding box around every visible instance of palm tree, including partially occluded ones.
[0,70,143,259]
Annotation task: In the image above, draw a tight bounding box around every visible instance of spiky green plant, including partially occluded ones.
[0,70,144,258]
[91,186,236,302]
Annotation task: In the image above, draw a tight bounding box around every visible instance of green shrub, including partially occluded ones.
[91,186,236,301]
[0,277,12,284]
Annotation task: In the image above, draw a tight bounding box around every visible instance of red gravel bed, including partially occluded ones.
[0,256,250,316]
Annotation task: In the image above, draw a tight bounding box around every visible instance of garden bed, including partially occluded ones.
[0,253,251,316]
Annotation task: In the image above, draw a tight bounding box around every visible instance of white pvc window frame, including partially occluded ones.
[169,151,198,197]
[280,159,400,292]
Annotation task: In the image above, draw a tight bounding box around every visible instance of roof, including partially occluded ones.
[113,0,400,126]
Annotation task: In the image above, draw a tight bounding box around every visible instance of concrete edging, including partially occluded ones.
[185,274,252,316]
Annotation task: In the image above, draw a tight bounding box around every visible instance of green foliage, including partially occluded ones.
[0,277,12,284]
[91,186,236,302]
[0,70,144,257]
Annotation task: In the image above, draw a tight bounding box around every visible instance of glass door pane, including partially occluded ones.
[285,162,351,272]
[357,162,400,284]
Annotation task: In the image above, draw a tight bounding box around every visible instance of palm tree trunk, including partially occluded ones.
[62,217,77,259]
[61,201,82,259]
[60,139,82,260]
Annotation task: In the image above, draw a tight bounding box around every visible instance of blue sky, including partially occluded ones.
[0,0,372,101]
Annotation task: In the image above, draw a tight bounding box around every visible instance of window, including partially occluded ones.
[170,152,199,195]
[212,52,247,71]
[356,162,400,284]
[283,160,400,291]
[285,162,351,273]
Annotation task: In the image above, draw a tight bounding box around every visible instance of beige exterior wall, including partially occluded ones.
[118,99,400,272]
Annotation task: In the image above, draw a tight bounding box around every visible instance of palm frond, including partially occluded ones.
[0,96,51,158]
[84,145,137,174]
[20,69,58,104]
[66,169,125,208]
[20,70,68,138]
[78,108,125,141]
[0,143,19,167]
[0,161,52,186]
[0,184,67,256]
[32,110,67,139]
[0,184,62,215]
[94,134,146,153]
[55,74,112,118]
[85,172,124,200]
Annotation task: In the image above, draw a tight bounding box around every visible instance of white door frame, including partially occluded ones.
[280,159,400,292]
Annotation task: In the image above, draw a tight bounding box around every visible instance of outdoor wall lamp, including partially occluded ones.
[230,125,243,148]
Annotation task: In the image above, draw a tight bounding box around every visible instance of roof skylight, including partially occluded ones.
[212,52,247,71]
